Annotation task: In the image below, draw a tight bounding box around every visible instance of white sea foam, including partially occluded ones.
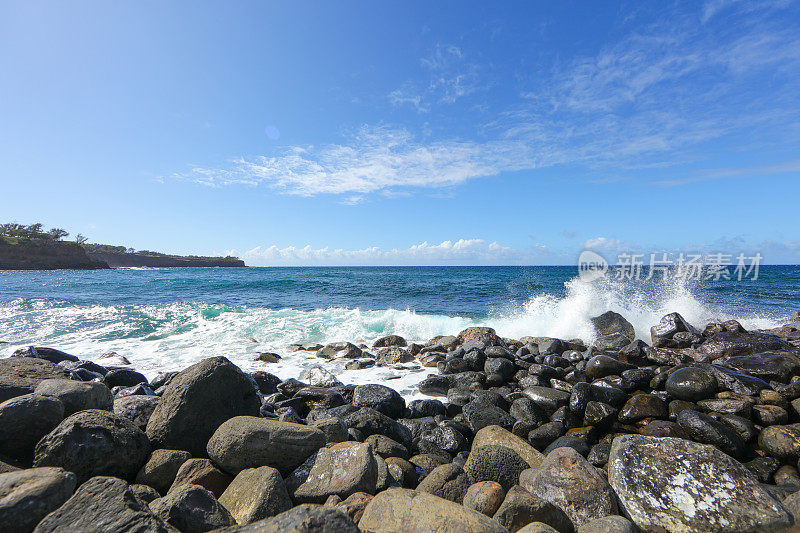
[0,275,786,398]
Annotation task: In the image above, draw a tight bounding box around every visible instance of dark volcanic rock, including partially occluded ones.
[665,367,718,401]
[145,356,260,457]
[33,476,172,533]
[373,335,407,348]
[462,401,515,433]
[700,332,790,359]
[224,503,359,532]
[342,407,412,446]
[0,467,76,533]
[291,443,378,503]
[0,393,64,462]
[718,351,800,383]
[104,368,147,388]
[492,485,572,533]
[170,458,232,498]
[359,488,505,533]
[33,409,151,484]
[32,379,113,416]
[650,312,697,348]
[207,416,326,476]
[114,395,160,429]
[759,424,800,460]
[352,384,405,418]
[150,483,235,532]
[522,386,571,414]
[591,311,636,340]
[135,449,191,495]
[464,444,529,491]
[608,435,792,533]
[522,446,617,528]
[219,466,292,524]
[677,409,745,459]
[617,394,667,423]
[0,357,70,403]
[585,355,634,380]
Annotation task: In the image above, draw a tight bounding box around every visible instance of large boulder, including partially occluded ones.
[0,358,70,403]
[373,335,407,348]
[135,449,191,495]
[591,311,635,340]
[33,476,172,532]
[222,504,359,532]
[219,466,292,524]
[358,488,507,533]
[608,434,792,532]
[717,351,800,383]
[145,357,260,457]
[0,467,76,533]
[650,313,697,348]
[33,409,151,484]
[664,367,718,401]
[700,332,790,359]
[34,379,113,416]
[13,347,78,364]
[521,447,617,528]
[207,416,325,476]
[0,393,64,462]
[149,483,235,532]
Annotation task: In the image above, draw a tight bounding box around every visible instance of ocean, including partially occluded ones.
[1,266,798,398]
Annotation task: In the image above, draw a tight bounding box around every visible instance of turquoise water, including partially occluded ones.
[1,266,797,396]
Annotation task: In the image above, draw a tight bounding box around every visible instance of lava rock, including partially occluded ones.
[665,367,718,401]
[416,463,472,503]
[34,379,114,416]
[464,444,530,491]
[0,358,70,403]
[33,409,151,484]
[352,384,406,419]
[0,467,76,533]
[0,393,64,462]
[170,458,232,498]
[492,485,572,533]
[149,483,235,532]
[608,434,792,532]
[113,395,160,430]
[676,409,745,459]
[135,449,191,495]
[145,357,261,457]
[291,443,378,503]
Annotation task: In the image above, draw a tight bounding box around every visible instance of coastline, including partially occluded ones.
[2,310,800,531]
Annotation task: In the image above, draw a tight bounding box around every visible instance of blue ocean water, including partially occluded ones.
[1,266,798,396]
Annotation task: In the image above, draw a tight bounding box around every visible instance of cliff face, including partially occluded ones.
[0,241,110,270]
[86,252,245,268]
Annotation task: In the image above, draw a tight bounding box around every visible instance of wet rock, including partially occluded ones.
[33,476,172,533]
[254,352,281,363]
[585,355,634,380]
[250,371,281,395]
[135,449,191,495]
[146,357,261,457]
[617,394,667,423]
[407,399,446,418]
[523,446,618,528]
[650,312,698,348]
[493,485,572,533]
[591,311,636,340]
[352,384,405,418]
[676,409,745,459]
[753,404,789,426]
[113,395,160,429]
[0,357,70,403]
[608,434,792,533]
[207,416,325,477]
[318,342,362,359]
[464,444,530,491]
[775,465,800,489]
[510,397,548,427]
[528,421,565,451]
[583,401,617,427]
[700,332,790,359]
[342,407,412,446]
[759,424,800,460]
[150,483,235,532]
[640,420,688,439]
[34,379,113,416]
[718,351,800,383]
[0,467,76,533]
[298,367,342,388]
[33,409,150,484]
[14,347,79,364]
[522,386,571,414]
[419,425,468,455]
[544,435,590,457]
[359,488,506,533]
[593,333,633,353]
[0,393,64,462]
[170,458,232,498]
[373,335,407,348]
[416,463,471,503]
[290,443,377,503]
[665,367,718,401]
[746,456,782,483]
[461,401,515,433]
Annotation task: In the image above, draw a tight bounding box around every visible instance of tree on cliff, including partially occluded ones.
[75,233,88,244]
[47,228,69,241]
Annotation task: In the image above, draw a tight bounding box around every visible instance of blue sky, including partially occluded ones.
[2,0,799,265]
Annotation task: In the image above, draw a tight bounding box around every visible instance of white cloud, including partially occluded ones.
[231,238,535,266]
[175,4,800,197]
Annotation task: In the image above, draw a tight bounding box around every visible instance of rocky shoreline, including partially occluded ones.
[2,311,800,532]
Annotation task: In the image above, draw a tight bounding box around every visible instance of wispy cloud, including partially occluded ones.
[653,158,800,187]
[176,3,800,198]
